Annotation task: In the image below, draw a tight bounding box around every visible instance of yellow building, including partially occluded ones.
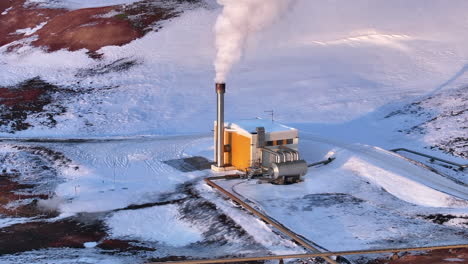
[214,118,301,172]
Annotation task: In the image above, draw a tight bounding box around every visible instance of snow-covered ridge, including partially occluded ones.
[340,145,468,207]
[298,32,412,50]
[386,85,468,158]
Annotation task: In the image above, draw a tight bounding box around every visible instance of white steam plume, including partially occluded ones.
[214,0,295,83]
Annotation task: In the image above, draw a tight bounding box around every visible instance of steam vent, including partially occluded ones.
[212,83,307,184]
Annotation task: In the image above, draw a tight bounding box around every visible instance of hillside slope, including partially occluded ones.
[386,85,468,158]
[1,0,467,139]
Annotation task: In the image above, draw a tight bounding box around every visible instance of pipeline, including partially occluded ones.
[308,157,336,167]
[147,244,468,264]
[391,148,467,170]
[263,147,301,163]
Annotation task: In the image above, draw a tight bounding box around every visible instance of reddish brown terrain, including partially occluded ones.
[369,248,468,264]
[0,0,64,49]
[0,78,73,132]
[0,0,181,57]
[0,87,43,107]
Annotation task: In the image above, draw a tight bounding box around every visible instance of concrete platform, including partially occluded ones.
[211,164,237,172]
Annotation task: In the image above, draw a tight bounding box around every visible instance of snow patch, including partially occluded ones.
[83,242,97,248]
[446,217,468,228]
[444,258,465,262]
[15,22,48,36]
[1,7,13,15]
[0,217,31,229]
[106,204,203,247]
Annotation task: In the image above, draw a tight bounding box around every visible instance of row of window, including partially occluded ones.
[265,139,294,146]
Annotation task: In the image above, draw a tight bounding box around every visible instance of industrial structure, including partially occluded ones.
[211,83,308,184]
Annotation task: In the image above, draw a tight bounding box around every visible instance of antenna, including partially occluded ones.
[264,110,274,122]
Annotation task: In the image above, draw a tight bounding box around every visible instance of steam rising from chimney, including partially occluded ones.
[214,0,295,83]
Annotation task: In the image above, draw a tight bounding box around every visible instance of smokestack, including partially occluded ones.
[216,83,226,168]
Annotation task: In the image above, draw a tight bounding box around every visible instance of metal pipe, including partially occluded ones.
[280,146,299,161]
[283,149,294,162]
[391,148,467,170]
[290,149,298,161]
[263,148,281,163]
[216,83,226,168]
[308,157,336,167]
[275,150,284,162]
[147,244,468,264]
[279,150,287,163]
[279,149,290,162]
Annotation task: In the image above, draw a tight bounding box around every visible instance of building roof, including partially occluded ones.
[226,119,296,134]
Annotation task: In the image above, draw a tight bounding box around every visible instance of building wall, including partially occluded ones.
[228,131,251,171]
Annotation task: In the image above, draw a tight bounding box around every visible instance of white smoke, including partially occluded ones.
[37,196,64,212]
[214,0,296,83]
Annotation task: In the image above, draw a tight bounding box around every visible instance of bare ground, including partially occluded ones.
[365,248,468,264]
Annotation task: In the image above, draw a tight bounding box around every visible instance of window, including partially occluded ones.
[266,141,274,146]
[276,140,284,145]
[286,139,294,144]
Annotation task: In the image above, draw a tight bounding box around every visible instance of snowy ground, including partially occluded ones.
[0,136,304,263]
[0,0,467,263]
[1,134,465,263]
[215,139,468,252]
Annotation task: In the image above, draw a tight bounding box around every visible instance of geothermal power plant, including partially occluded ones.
[211,83,308,184]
